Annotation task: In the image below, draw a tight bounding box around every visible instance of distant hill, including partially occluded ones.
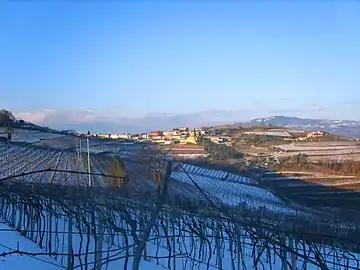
[249,116,360,138]
[12,109,360,137]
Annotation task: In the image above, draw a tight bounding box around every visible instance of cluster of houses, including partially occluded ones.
[148,128,204,144]
[93,127,232,146]
[296,130,326,141]
[95,127,203,144]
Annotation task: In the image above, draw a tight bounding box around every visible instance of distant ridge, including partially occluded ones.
[248,116,360,138]
[12,109,360,137]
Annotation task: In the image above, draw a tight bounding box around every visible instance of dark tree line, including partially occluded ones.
[0,109,15,126]
[317,160,360,176]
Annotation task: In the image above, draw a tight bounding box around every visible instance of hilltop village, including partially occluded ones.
[94,127,231,145]
[89,126,328,146]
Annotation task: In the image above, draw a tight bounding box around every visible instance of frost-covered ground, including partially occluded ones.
[0,217,168,270]
[34,136,99,150]
[0,142,109,186]
[171,163,311,215]
[244,131,292,137]
[0,222,60,269]
[272,143,360,161]
[1,201,358,270]
[276,144,360,152]
[2,197,353,270]
[0,127,63,144]
[0,141,359,269]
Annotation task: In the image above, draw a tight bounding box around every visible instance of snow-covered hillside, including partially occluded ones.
[249,116,360,138]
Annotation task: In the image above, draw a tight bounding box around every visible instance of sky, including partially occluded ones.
[0,0,359,128]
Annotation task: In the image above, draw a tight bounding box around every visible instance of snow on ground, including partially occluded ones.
[265,171,357,177]
[34,136,84,149]
[171,164,308,215]
[0,222,61,269]
[80,148,107,154]
[0,128,64,144]
[1,199,359,270]
[0,143,358,269]
[276,149,360,156]
[0,143,103,186]
[178,164,254,184]
[244,131,292,137]
[275,143,359,152]
[0,211,326,270]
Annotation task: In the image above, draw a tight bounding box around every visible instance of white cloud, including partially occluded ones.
[14,109,57,123]
[13,108,144,125]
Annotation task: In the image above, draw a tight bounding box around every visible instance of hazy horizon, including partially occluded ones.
[9,109,360,134]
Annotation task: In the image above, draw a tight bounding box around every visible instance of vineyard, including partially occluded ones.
[273,141,360,161]
[1,140,360,269]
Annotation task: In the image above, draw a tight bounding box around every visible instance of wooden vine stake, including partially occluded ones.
[95,195,105,270]
[67,210,74,270]
[132,160,172,270]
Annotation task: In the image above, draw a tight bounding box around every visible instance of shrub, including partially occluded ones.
[108,158,128,187]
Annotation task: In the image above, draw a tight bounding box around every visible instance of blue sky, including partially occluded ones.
[0,1,359,123]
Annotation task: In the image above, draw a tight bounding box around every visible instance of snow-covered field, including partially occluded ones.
[0,127,63,143]
[177,163,254,184]
[272,142,360,161]
[172,163,312,215]
[275,143,360,152]
[34,136,99,150]
[0,140,312,216]
[0,142,111,186]
[1,193,358,270]
[0,222,61,269]
[244,131,292,137]
[0,140,359,269]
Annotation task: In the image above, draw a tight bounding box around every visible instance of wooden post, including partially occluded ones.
[29,205,35,241]
[290,238,297,269]
[10,200,16,227]
[87,137,91,186]
[216,220,223,270]
[280,235,288,270]
[132,161,172,270]
[67,211,73,270]
[48,200,53,254]
[95,196,105,270]
[172,222,176,270]
[17,202,23,232]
